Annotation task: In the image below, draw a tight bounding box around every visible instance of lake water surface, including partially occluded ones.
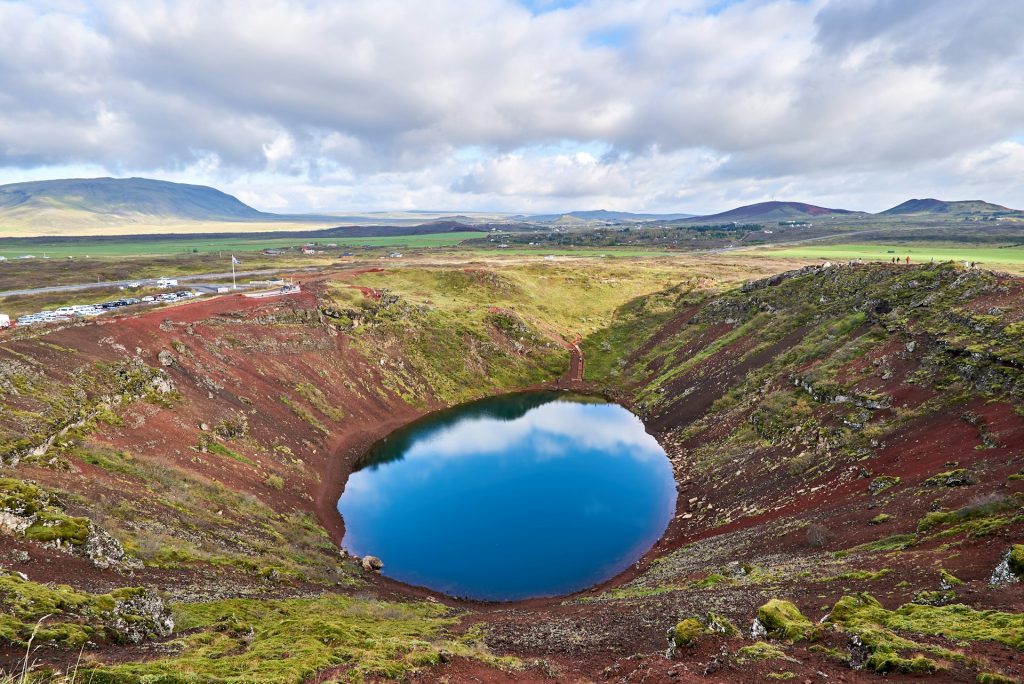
[337,391,676,600]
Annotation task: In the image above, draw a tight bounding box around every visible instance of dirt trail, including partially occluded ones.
[558,333,584,386]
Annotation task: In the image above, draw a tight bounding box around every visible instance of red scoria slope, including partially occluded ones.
[1,262,1024,683]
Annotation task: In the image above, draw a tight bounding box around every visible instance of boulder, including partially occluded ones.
[755,599,814,641]
[85,523,141,571]
[668,618,703,649]
[361,555,384,572]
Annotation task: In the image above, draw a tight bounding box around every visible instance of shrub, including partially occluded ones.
[806,523,830,549]
[264,474,285,491]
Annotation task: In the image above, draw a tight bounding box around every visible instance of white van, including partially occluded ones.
[0,314,10,329]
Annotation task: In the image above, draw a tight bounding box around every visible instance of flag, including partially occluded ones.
[231,255,240,265]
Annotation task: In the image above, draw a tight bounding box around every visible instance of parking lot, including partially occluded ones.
[14,288,200,327]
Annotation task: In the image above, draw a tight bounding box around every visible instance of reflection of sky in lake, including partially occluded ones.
[338,394,676,601]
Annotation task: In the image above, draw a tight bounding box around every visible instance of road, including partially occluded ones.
[0,267,320,298]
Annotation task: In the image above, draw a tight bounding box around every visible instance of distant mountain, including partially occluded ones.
[880,198,1014,215]
[0,177,351,233]
[0,177,280,226]
[522,209,695,224]
[681,201,857,223]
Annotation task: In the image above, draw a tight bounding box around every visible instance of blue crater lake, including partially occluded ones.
[337,391,676,601]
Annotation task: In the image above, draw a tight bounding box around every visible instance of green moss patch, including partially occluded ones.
[825,568,891,582]
[0,477,48,516]
[825,592,1024,674]
[738,641,788,661]
[924,468,976,488]
[87,594,500,683]
[1008,545,1024,578]
[671,618,703,648]
[0,477,92,547]
[837,533,917,557]
[24,509,91,545]
[868,475,901,495]
[918,495,1021,536]
[978,672,1019,684]
[756,599,815,641]
[0,572,167,648]
[668,612,740,649]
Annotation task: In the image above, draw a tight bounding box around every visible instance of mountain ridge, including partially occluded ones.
[678,200,858,223]
[880,198,1015,215]
[0,177,348,233]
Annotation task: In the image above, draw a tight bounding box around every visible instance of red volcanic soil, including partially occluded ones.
[2,263,1024,683]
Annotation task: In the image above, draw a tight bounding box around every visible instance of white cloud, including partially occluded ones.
[0,0,1022,212]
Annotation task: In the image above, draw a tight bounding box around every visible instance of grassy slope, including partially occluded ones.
[760,243,1024,272]
[580,261,1024,680]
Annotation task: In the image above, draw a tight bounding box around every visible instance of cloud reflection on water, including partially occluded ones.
[405,399,663,464]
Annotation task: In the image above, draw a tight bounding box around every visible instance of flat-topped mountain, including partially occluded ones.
[881,198,1015,215]
[0,177,281,227]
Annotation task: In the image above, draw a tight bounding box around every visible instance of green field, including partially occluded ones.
[0,231,483,259]
[457,246,675,258]
[760,243,1024,270]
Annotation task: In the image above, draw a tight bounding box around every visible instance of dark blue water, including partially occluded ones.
[337,392,676,601]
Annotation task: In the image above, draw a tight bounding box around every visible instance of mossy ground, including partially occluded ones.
[84,594,507,684]
[0,573,155,648]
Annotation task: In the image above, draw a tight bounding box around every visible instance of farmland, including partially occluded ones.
[0,231,484,260]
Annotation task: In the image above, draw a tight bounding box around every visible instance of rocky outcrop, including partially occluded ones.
[0,478,139,571]
[990,546,1023,586]
[107,589,175,644]
[85,524,140,571]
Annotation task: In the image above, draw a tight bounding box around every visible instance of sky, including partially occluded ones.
[1,0,1023,215]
